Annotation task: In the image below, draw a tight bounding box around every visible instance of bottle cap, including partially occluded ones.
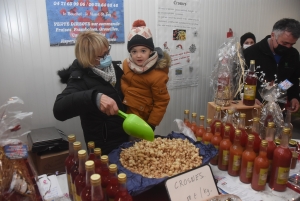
[261,140,268,147]
[109,164,118,173]
[192,112,197,117]
[88,141,95,149]
[184,110,190,114]
[250,60,255,65]
[206,118,212,123]
[90,174,101,185]
[267,122,275,128]
[225,125,230,131]
[215,122,221,127]
[199,115,205,120]
[68,134,76,142]
[101,155,109,163]
[228,109,233,114]
[292,151,299,158]
[248,134,254,140]
[85,160,95,170]
[94,148,101,155]
[73,141,82,150]
[282,127,291,135]
[240,113,246,118]
[235,129,241,136]
[216,106,221,111]
[118,173,127,183]
[253,117,259,122]
[78,150,87,158]
[289,139,297,147]
[275,138,281,145]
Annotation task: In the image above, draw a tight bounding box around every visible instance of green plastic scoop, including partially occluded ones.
[118,110,154,141]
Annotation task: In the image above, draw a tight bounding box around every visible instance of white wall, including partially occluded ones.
[1,0,300,148]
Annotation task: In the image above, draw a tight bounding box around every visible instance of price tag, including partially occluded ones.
[165,165,219,201]
[278,79,293,91]
[4,144,28,159]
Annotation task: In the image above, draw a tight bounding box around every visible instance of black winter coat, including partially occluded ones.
[53,59,129,155]
[243,35,300,103]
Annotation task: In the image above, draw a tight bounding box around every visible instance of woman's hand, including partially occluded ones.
[99,94,119,115]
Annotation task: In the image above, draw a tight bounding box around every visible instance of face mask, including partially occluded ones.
[243,44,251,49]
[273,44,289,56]
[98,55,112,69]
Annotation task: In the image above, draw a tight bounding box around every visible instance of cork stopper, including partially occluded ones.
[94,148,101,155]
[101,155,109,164]
[248,134,254,140]
[184,110,190,114]
[225,125,230,131]
[88,141,95,149]
[240,113,246,118]
[73,141,82,150]
[192,113,197,117]
[85,160,95,170]
[118,173,127,184]
[78,150,87,158]
[68,134,76,142]
[199,115,205,120]
[235,129,241,136]
[250,60,255,65]
[109,164,118,173]
[90,174,101,185]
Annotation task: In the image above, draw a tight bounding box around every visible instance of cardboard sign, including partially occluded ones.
[165,165,219,201]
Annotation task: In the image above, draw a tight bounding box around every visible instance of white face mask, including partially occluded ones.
[243,44,251,49]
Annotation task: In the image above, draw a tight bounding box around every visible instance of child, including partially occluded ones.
[121,19,171,130]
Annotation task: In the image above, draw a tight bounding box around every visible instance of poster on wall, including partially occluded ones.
[156,0,200,89]
[46,0,124,46]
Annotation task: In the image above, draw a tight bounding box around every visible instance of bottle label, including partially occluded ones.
[76,194,82,201]
[67,174,72,193]
[243,84,256,100]
[258,168,268,185]
[72,183,76,199]
[246,162,253,178]
[276,167,290,184]
[233,155,241,171]
[197,137,202,141]
[222,150,229,165]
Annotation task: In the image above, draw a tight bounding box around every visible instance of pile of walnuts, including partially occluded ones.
[119,137,203,178]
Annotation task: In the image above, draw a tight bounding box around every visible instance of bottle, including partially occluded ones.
[238,113,248,148]
[284,109,293,140]
[65,134,76,201]
[100,155,110,191]
[218,125,232,171]
[248,117,261,155]
[211,106,222,135]
[210,122,222,165]
[190,112,198,135]
[195,115,205,142]
[224,109,235,142]
[239,134,256,184]
[264,107,274,128]
[94,148,102,175]
[228,129,243,176]
[183,110,191,127]
[265,122,276,181]
[75,150,88,201]
[269,127,292,191]
[81,161,95,201]
[91,174,105,201]
[251,140,269,191]
[88,141,95,161]
[202,118,213,144]
[106,164,119,201]
[114,173,132,201]
[71,141,82,199]
[243,60,257,106]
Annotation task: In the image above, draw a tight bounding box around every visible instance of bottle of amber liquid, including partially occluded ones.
[251,140,269,191]
[195,115,205,142]
[106,164,119,201]
[183,110,191,127]
[94,148,102,175]
[70,141,82,199]
[100,155,110,192]
[90,174,105,201]
[203,118,213,144]
[265,122,276,182]
[240,134,256,183]
[65,134,76,201]
[225,109,235,142]
[75,150,88,201]
[243,60,257,106]
[238,113,248,148]
[81,161,95,201]
[228,129,243,176]
[210,122,222,165]
[88,141,95,161]
[249,117,261,155]
[218,125,232,171]
[190,112,198,135]
[269,127,292,191]
[211,106,222,135]
[114,173,132,201]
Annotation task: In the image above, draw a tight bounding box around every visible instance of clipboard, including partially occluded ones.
[165,165,219,201]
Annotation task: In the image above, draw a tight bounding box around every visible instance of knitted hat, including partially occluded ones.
[240,32,256,45]
[127,20,154,52]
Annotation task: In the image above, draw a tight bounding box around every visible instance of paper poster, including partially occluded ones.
[46,0,125,46]
[157,0,200,89]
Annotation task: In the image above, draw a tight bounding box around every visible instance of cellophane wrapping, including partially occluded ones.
[0,97,40,201]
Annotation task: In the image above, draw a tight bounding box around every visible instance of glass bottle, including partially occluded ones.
[106,164,119,201]
[88,141,95,161]
[269,127,292,191]
[71,141,82,199]
[251,140,269,191]
[75,150,88,201]
[249,117,261,155]
[190,112,198,135]
[238,113,248,148]
[218,125,232,171]
[240,134,256,184]
[265,122,276,182]
[100,155,110,192]
[183,110,191,127]
[81,161,95,201]
[91,174,105,201]
[114,173,132,201]
[202,118,213,144]
[211,106,222,135]
[284,109,293,140]
[264,107,274,128]
[228,129,243,176]
[243,60,257,106]
[195,115,205,142]
[225,109,235,142]
[210,122,222,165]
[65,134,76,201]
[94,148,102,175]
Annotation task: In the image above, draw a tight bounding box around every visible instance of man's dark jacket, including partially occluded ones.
[243,35,300,103]
[53,60,128,155]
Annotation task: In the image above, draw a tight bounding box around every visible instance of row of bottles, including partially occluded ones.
[65,135,132,201]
